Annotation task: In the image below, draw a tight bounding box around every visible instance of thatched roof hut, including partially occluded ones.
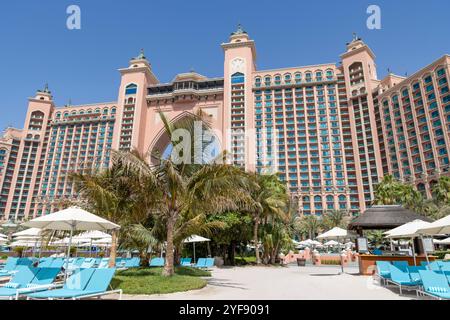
[349,205,432,234]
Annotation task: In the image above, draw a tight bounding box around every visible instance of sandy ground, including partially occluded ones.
[111,264,413,300]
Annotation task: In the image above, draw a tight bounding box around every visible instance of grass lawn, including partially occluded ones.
[111,267,211,295]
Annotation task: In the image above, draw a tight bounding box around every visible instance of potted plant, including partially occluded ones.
[297,258,306,266]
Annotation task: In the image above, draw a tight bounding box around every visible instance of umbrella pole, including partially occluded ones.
[90,239,92,257]
[64,227,74,282]
[193,242,196,263]
[411,237,417,266]
[420,235,431,269]
[339,237,344,274]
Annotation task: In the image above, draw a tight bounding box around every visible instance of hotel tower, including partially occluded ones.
[1,26,449,222]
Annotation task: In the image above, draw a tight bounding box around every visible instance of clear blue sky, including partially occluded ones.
[1,0,449,130]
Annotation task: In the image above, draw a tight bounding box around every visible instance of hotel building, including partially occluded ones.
[1,26,449,221]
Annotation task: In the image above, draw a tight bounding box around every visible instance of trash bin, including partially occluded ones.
[297,258,306,266]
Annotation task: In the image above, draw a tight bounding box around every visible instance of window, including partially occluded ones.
[125,84,138,95]
[231,72,245,84]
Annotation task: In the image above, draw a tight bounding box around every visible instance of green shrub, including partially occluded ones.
[434,250,450,260]
[321,259,341,265]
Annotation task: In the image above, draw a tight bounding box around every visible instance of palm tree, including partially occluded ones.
[373,175,403,205]
[322,210,349,229]
[295,215,321,240]
[71,158,141,267]
[114,111,252,276]
[246,174,288,264]
[433,176,450,205]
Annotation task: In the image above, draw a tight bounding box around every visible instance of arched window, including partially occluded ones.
[231,72,245,84]
[264,76,271,86]
[274,74,281,85]
[326,195,334,202]
[294,72,302,83]
[125,84,138,95]
[254,77,261,87]
[111,107,116,114]
[284,73,292,84]
[338,195,346,202]
[103,108,109,115]
[55,112,61,119]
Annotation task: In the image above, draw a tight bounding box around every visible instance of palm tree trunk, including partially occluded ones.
[163,217,175,277]
[253,218,261,264]
[108,229,118,268]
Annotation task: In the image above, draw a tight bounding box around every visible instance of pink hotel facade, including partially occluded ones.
[1,26,450,222]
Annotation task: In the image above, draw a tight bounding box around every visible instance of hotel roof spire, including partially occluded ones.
[231,23,247,36]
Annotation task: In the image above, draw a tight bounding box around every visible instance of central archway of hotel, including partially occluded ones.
[148,112,221,165]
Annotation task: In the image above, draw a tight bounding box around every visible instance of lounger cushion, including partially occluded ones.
[0,288,20,296]
[27,289,102,299]
[428,286,448,294]
[3,282,20,289]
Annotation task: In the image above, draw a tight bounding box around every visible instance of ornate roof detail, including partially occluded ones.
[231,24,247,36]
[38,83,51,94]
[133,49,146,60]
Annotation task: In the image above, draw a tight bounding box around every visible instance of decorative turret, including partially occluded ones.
[35,83,53,101]
[129,48,151,69]
[228,24,250,43]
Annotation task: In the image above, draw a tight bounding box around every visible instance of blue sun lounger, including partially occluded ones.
[194,258,207,268]
[392,261,409,271]
[374,261,392,285]
[0,266,61,300]
[386,265,421,295]
[417,270,450,299]
[124,257,140,268]
[149,258,165,267]
[0,258,34,277]
[97,258,110,269]
[0,258,18,275]
[181,258,192,266]
[38,258,54,268]
[407,266,426,283]
[26,268,122,300]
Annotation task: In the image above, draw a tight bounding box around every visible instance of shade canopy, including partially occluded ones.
[385,219,432,239]
[324,240,340,246]
[349,205,432,231]
[0,233,7,238]
[317,227,355,240]
[51,237,87,246]
[22,207,120,231]
[73,230,111,241]
[436,237,450,245]
[417,215,450,236]
[13,228,43,237]
[9,240,41,247]
[299,239,322,246]
[0,238,8,244]
[183,235,211,243]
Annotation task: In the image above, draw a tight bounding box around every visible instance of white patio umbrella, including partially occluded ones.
[317,227,356,274]
[0,233,8,238]
[417,215,450,235]
[0,238,8,245]
[344,241,355,248]
[437,237,450,245]
[183,235,211,262]
[12,228,43,237]
[385,219,431,266]
[324,240,340,246]
[22,206,120,280]
[73,231,112,257]
[9,240,42,247]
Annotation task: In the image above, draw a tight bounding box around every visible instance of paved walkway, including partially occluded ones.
[114,265,412,300]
